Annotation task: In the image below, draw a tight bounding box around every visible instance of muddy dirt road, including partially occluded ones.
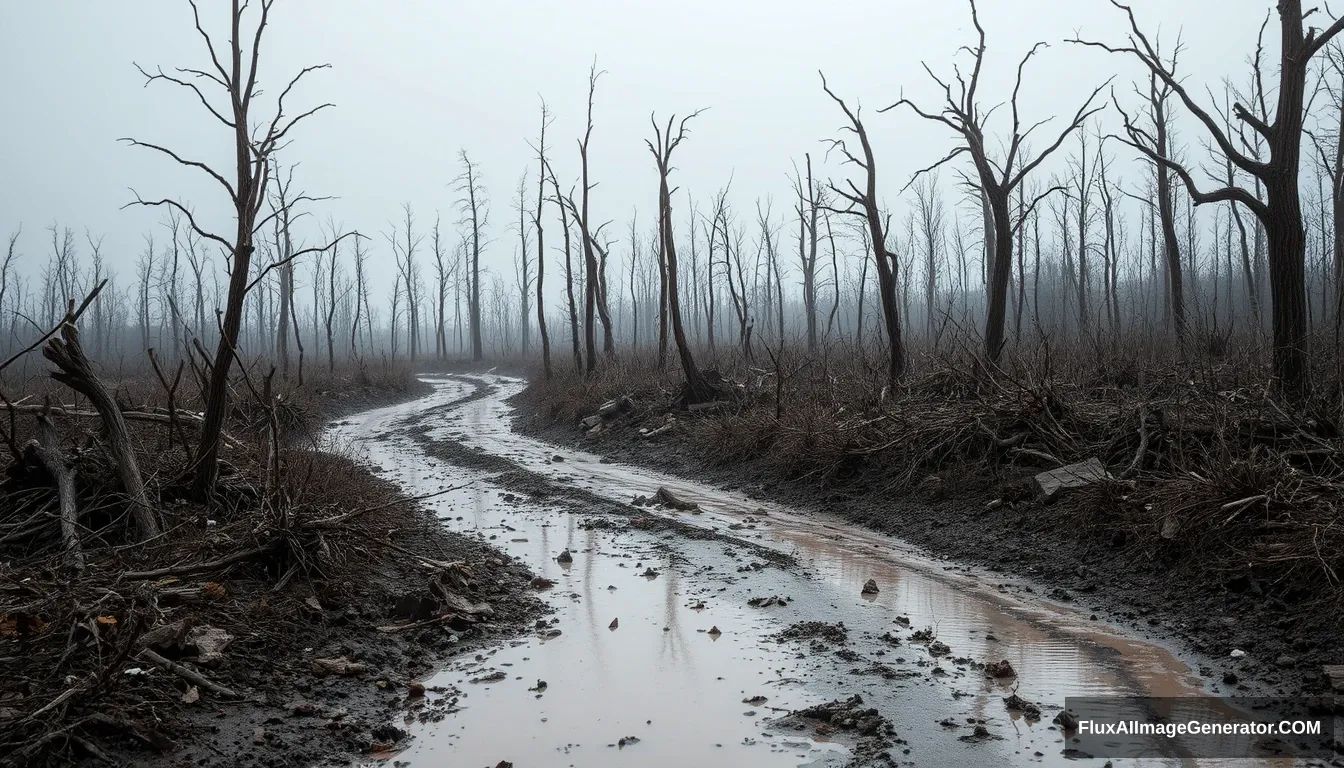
[329,374,1312,768]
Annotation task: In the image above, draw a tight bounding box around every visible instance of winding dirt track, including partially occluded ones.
[330,374,1293,768]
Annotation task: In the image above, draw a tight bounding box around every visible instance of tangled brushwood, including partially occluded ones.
[520,338,1344,599]
[0,309,514,764]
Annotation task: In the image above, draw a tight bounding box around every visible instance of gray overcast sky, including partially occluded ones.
[0,0,1272,308]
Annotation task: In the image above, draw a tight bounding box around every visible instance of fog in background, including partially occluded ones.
[1,0,1267,311]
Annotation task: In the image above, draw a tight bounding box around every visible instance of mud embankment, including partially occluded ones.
[509,382,1338,700]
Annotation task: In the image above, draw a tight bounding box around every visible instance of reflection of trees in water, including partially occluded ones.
[471,485,487,529]
[658,553,693,675]
[581,527,607,670]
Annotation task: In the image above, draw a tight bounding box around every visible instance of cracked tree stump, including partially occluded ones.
[43,310,159,541]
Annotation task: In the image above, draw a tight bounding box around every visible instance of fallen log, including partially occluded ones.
[4,404,245,450]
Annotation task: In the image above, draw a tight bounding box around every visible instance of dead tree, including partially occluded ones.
[529,99,555,377]
[574,59,615,369]
[44,299,159,541]
[1073,0,1344,398]
[124,0,348,496]
[818,72,906,386]
[544,163,582,372]
[647,110,717,403]
[351,236,368,359]
[322,218,343,371]
[455,151,489,362]
[430,215,453,361]
[886,0,1107,363]
[269,163,299,379]
[513,172,533,356]
[791,155,822,351]
[387,203,423,363]
[912,173,946,342]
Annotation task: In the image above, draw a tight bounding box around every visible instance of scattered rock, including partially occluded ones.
[985,659,1016,678]
[777,621,847,644]
[551,455,565,462]
[408,681,426,698]
[861,579,880,595]
[1033,457,1109,501]
[185,625,233,665]
[556,549,573,564]
[928,640,951,656]
[707,626,721,636]
[609,618,619,630]
[617,735,641,748]
[747,595,788,608]
[528,680,548,692]
[1229,648,1246,659]
[530,577,555,589]
[1003,692,1041,720]
[651,487,699,511]
[1222,671,1238,685]
[770,694,896,764]
[743,695,767,706]
[959,723,1001,742]
[1054,710,1079,731]
[470,670,507,684]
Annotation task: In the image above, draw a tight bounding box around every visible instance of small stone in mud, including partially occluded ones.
[1222,671,1239,685]
[641,567,659,579]
[408,681,426,698]
[495,762,514,768]
[617,735,641,748]
[743,696,768,706]
[708,626,722,636]
[470,670,507,684]
[1003,692,1041,720]
[747,595,787,608]
[530,577,555,589]
[609,618,619,630]
[528,680,548,692]
[928,640,951,656]
[1054,710,1079,731]
[959,724,1000,742]
[552,455,565,462]
[556,549,573,563]
[985,659,1016,678]
[861,579,880,595]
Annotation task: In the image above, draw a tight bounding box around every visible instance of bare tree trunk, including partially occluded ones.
[821,74,906,386]
[45,311,159,540]
[648,110,715,401]
[533,101,554,377]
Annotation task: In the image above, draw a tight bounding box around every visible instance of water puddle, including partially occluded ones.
[328,375,1308,767]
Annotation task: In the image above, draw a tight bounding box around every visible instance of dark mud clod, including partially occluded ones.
[1003,692,1041,720]
[985,659,1016,678]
